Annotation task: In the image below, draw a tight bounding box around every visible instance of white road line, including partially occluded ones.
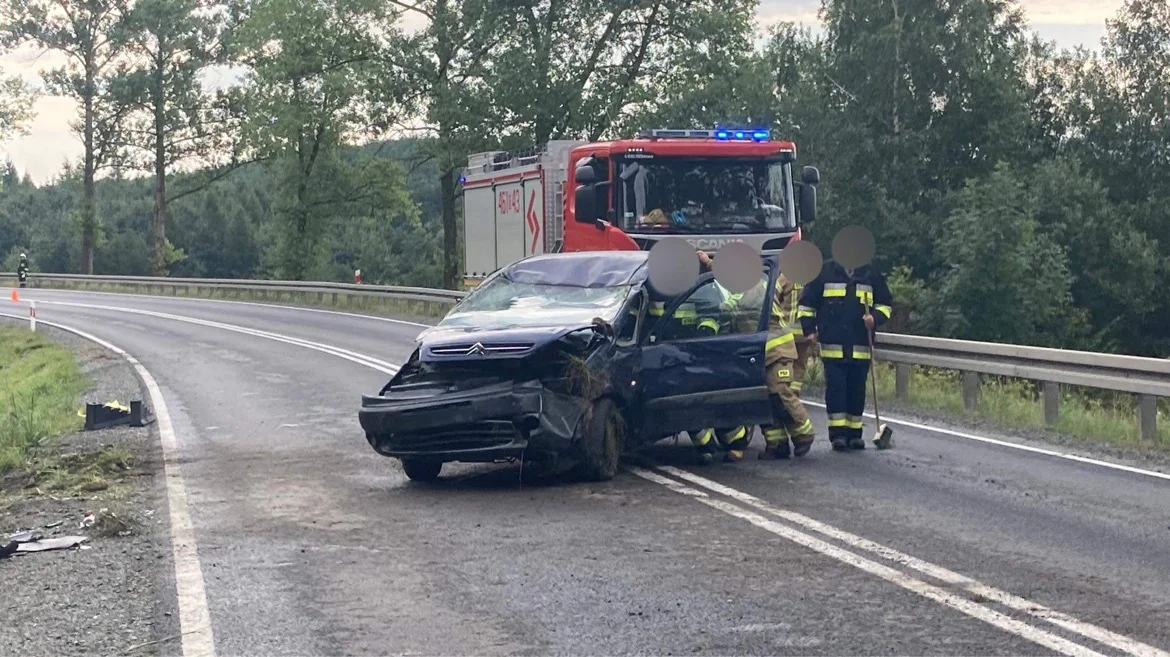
[0,312,216,657]
[803,399,1170,482]
[15,304,1163,657]
[39,301,400,375]
[655,464,1170,657]
[23,286,433,328]
[629,467,1109,657]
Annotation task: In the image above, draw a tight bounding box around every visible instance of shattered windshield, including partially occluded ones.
[440,276,633,329]
[617,157,795,233]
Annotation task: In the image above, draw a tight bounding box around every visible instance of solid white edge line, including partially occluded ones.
[628,467,1109,657]
[802,399,1170,482]
[22,286,434,328]
[654,464,1170,657]
[0,312,216,657]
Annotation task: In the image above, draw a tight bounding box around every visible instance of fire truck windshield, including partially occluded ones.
[616,156,796,234]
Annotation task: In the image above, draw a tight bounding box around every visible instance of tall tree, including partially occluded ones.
[381,0,504,290]
[1,0,135,273]
[113,0,231,275]
[233,0,400,279]
[928,162,1074,346]
[490,0,757,144]
[0,75,36,139]
[818,0,1031,272]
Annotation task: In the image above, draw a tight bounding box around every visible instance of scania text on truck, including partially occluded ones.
[460,128,820,288]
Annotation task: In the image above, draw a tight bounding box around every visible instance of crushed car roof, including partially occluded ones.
[505,252,649,288]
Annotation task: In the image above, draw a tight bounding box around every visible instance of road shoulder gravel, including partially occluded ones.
[0,319,179,656]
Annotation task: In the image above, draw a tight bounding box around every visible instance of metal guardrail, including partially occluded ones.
[875,333,1167,441]
[2,272,467,303]
[3,272,1164,441]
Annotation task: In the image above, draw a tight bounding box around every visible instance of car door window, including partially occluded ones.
[653,273,769,343]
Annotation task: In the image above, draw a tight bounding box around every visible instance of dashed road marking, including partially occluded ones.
[655,464,1170,657]
[631,467,1112,657]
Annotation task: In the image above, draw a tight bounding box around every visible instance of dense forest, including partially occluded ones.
[1,0,1169,356]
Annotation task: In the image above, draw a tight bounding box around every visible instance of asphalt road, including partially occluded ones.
[9,288,1170,657]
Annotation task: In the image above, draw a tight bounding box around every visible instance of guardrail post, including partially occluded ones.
[1138,394,1157,443]
[1042,381,1060,427]
[962,372,980,411]
[895,364,910,401]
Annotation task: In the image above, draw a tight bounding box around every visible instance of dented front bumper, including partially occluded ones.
[359,379,586,464]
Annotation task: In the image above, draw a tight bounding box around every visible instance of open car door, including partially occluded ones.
[637,259,778,436]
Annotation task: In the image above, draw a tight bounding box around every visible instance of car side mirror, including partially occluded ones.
[801,165,820,185]
[575,165,596,185]
[799,166,819,225]
[575,185,598,223]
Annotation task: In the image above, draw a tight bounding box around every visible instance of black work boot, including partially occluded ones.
[724,439,749,463]
[792,436,814,458]
[847,436,866,450]
[696,442,718,465]
[830,437,849,452]
[759,441,791,460]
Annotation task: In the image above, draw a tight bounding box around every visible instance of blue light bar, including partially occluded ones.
[640,127,772,142]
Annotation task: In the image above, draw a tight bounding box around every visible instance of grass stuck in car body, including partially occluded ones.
[0,326,89,472]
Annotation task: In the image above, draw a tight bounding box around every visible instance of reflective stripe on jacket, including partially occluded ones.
[798,260,893,361]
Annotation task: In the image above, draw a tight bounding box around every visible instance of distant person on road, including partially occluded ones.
[17,252,28,288]
[799,258,893,451]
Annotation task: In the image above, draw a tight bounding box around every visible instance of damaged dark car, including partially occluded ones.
[359,251,779,482]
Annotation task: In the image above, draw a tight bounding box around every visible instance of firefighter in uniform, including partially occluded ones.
[683,249,753,460]
[725,268,817,459]
[799,259,893,451]
[17,253,29,288]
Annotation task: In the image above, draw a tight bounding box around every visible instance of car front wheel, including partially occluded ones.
[575,397,624,482]
[401,459,442,482]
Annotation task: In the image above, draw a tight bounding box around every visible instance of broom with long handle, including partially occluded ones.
[866,303,894,449]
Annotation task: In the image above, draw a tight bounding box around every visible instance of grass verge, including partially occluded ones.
[804,359,1170,450]
[0,326,89,472]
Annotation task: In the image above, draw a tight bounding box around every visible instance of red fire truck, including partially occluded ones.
[461,128,819,287]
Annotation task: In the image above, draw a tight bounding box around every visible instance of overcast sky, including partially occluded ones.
[0,0,1122,186]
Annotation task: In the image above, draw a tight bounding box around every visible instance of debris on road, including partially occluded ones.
[83,400,154,431]
[7,529,44,543]
[14,535,89,553]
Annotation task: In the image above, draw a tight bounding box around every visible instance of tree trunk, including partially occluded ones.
[152,54,167,276]
[81,60,96,275]
[440,164,459,289]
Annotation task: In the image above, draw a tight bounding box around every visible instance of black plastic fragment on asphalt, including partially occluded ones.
[84,400,154,431]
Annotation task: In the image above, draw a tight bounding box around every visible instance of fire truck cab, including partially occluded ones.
[461,128,819,288]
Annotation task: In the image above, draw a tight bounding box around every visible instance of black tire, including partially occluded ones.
[575,397,624,481]
[401,459,442,482]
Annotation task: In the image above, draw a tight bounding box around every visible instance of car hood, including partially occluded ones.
[415,324,603,363]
